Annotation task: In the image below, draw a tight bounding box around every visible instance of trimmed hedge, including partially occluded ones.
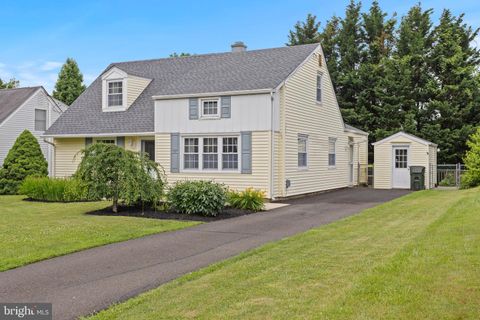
[167,180,227,216]
[228,188,265,212]
[19,176,97,202]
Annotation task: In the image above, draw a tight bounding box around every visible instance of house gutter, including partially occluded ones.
[152,89,272,100]
[270,90,276,201]
[42,132,155,138]
[43,138,56,177]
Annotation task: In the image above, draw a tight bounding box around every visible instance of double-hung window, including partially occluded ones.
[201,99,220,118]
[328,138,336,167]
[107,81,123,107]
[298,135,308,168]
[316,72,322,103]
[34,109,47,131]
[182,136,239,171]
[184,138,199,169]
[222,137,239,170]
[202,138,218,169]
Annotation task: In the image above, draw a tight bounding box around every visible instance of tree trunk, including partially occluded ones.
[112,196,118,213]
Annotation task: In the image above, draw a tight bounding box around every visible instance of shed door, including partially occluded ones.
[392,146,409,189]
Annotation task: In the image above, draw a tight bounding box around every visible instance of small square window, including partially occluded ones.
[201,99,220,118]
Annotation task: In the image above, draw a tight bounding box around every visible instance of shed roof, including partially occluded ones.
[372,131,437,147]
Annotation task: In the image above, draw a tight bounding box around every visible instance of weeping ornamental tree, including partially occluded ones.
[0,130,48,194]
[75,143,165,212]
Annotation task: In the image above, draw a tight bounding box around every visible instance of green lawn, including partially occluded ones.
[88,188,480,320]
[0,196,199,271]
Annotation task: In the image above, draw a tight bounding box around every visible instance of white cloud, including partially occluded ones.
[0,61,61,93]
[40,61,63,71]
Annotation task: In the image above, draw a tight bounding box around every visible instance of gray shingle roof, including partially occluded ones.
[0,87,41,125]
[45,43,319,135]
[344,124,368,135]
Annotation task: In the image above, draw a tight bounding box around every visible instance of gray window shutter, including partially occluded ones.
[171,133,180,173]
[241,131,252,174]
[221,96,231,118]
[189,98,198,120]
[116,136,125,148]
[85,137,93,147]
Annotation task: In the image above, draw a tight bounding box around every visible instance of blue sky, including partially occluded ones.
[1,0,479,93]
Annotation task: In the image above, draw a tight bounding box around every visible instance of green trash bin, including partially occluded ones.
[410,166,425,191]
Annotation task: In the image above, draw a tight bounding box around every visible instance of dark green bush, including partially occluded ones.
[228,188,266,212]
[19,176,95,202]
[167,180,227,216]
[461,127,480,189]
[439,172,456,187]
[0,130,48,194]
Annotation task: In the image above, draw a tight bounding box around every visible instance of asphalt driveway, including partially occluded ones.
[0,188,410,320]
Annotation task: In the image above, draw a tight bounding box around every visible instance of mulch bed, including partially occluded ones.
[86,205,255,222]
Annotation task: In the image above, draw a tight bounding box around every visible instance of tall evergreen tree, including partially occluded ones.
[287,14,321,46]
[0,78,19,89]
[356,1,397,145]
[320,16,340,87]
[424,10,480,163]
[335,0,364,126]
[53,58,86,106]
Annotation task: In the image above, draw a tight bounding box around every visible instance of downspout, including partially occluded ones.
[43,138,56,177]
[270,90,276,201]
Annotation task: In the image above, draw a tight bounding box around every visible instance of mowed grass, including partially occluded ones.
[88,189,480,320]
[0,196,199,271]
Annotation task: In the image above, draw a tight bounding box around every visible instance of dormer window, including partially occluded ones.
[107,81,123,107]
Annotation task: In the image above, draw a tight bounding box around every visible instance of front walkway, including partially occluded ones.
[0,188,409,320]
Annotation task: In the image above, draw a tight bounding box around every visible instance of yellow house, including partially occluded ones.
[44,42,368,199]
[373,132,438,189]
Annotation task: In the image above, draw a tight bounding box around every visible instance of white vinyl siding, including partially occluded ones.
[281,47,351,197]
[0,89,62,175]
[155,94,275,133]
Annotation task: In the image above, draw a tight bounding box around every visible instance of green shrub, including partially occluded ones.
[19,176,95,202]
[228,188,266,212]
[0,130,48,194]
[439,172,456,187]
[167,180,227,216]
[461,127,480,189]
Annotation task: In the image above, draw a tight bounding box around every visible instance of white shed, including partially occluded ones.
[373,132,437,189]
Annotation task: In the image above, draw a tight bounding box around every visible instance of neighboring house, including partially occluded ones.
[373,131,438,190]
[44,42,368,199]
[0,86,65,175]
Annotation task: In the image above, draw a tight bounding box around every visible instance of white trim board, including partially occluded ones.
[372,131,437,147]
